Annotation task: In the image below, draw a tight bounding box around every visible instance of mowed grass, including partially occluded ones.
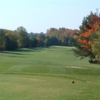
[0,46,100,100]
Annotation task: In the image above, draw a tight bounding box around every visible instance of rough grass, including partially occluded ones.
[0,46,100,100]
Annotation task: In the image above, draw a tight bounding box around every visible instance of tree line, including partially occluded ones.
[0,27,78,51]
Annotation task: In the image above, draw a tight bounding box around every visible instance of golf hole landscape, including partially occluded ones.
[0,46,100,100]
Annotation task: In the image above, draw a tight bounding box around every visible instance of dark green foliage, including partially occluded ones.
[0,30,5,50]
[29,37,38,48]
[79,12,93,33]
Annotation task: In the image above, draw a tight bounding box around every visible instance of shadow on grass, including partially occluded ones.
[16,47,48,52]
[3,51,23,55]
[0,47,50,56]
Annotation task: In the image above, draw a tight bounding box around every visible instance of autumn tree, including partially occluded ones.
[36,33,45,47]
[74,12,100,64]
[46,28,78,46]
[4,31,18,50]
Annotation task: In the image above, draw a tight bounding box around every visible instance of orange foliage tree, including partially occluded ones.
[74,13,100,63]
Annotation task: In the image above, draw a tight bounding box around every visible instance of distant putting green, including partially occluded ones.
[0,46,100,100]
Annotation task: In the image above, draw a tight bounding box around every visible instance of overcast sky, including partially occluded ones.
[0,0,100,33]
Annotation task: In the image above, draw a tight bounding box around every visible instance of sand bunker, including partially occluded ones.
[66,66,87,69]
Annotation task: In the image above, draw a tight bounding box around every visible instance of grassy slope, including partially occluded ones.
[0,46,100,100]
